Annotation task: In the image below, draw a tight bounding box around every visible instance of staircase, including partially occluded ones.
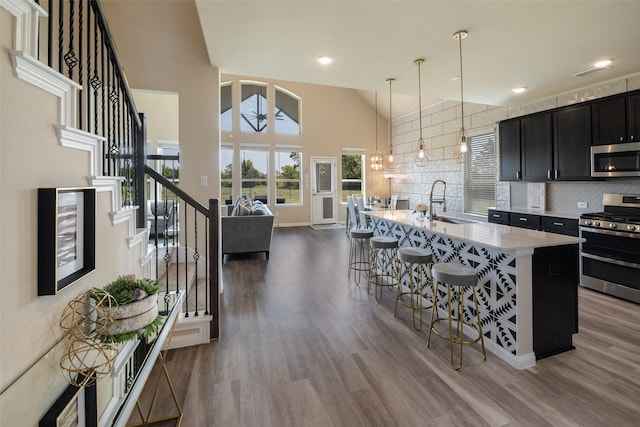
[2,0,219,347]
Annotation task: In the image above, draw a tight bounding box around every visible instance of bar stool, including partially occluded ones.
[394,247,433,331]
[427,262,486,370]
[368,236,399,302]
[348,228,374,286]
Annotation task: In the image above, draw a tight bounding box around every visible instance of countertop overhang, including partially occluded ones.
[365,210,584,251]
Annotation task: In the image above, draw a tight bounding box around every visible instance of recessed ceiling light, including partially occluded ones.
[512,87,527,94]
[594,59,612,68]
[317,56,333,65]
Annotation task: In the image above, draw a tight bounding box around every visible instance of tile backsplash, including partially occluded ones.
[510,180,640,213]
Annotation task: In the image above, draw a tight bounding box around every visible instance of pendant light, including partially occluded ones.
[370,91,384,171]
[386,77,395,166]
[414,58,428,167]
[454,30,468,163]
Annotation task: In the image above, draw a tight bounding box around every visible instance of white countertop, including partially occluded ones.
[366,210,584,251]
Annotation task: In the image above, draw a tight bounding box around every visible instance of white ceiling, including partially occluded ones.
[194,1,640,119]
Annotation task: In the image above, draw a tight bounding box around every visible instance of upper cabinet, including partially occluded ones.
[499,119,521,181]
[592,95,626,145]
[498,89,640,182]
[628,91,640,142]
[553,104,591,180]
[521,113,553,181]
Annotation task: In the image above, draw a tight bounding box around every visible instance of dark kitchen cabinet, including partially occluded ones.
[487,209,509,225]
[521,113,553,181]
[553,104,592,180]
[592,94,626,145]
[509,212,541,230]
[628,91,640,142]
[532,244,579,359]
[541,216,579,237]
[499,118,521,181]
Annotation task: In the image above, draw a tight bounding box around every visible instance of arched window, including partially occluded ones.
[220,82,232,131]
[275,87,301,135]
[240,82,268,133]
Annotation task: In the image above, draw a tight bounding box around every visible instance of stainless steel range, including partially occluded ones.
[579,193,640,303]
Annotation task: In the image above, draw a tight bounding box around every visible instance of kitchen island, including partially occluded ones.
[365,210,584,369]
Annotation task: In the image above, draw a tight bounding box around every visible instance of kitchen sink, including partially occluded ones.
[433,216,475,224]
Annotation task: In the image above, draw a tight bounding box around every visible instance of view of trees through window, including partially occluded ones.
[275,149,301,204]
[240,147,268,202]
[341,152,364,202]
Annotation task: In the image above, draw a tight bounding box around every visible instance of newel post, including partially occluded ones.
[134,112,147,228]
[209,198,220,339]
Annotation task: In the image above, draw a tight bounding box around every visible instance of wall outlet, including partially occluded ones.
[200,175,208,187]
[275,211,279,216]
[577,202,588,209]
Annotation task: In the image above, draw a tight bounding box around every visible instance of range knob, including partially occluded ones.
[628,224,637,232]
[585,220,592,226]
[594,221,601,227]
[609,223,618,229]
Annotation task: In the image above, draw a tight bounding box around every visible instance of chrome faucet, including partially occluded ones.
[429,180,447,220]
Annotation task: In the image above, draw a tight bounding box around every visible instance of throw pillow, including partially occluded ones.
[237,197,252,216]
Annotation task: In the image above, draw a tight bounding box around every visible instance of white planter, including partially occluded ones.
[97,293,158,320]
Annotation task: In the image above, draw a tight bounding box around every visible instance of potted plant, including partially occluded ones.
[90,275,164,343]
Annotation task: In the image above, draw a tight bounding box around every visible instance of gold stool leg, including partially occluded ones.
[473,287,487,360]
[427,276,439,347]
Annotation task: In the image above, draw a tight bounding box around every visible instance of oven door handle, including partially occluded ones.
[581,252,640,270]
[579,226,639,239]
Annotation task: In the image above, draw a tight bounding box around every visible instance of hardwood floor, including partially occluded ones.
[132,226,640,426]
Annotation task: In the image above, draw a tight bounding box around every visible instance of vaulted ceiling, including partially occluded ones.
[195,0,640,118]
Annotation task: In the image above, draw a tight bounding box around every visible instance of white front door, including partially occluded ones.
[311,157,337,224]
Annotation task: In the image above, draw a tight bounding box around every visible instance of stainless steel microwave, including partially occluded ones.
[591,142,640,178]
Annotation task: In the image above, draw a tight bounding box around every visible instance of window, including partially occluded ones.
[341,149,365,203]
[241,83,268,133]
[220,144,233,205]
[220,83,232,131]
[464,132,496,215]
[240,145,269,203]
[275,146,302,205]
[275,87,301,135]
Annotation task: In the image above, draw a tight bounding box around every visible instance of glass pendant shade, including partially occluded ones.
[414,59,428,167]
[454,30,468,163]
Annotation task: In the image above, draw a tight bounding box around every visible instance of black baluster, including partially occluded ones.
[64,0,78,80]
[78,0,83,130]
[205,219,209,315]
[47,0,53,67]
[58,0,63,73]
[183,203,188,317]
[193,208,199,317]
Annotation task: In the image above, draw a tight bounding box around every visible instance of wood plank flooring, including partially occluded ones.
[130,226,640,426]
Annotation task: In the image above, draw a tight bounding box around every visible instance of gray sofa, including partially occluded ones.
[222,200,274,261]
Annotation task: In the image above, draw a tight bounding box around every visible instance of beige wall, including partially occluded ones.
[0,8,148,425]
[131,89,180,146]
